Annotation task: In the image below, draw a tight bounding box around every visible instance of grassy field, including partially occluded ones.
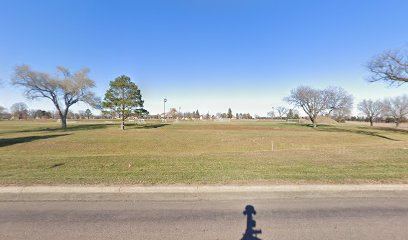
[1,119,408,185]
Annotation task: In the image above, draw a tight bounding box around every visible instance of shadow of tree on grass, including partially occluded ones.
[0,134,70,148]
[136,123,168,129]
[356,126,408,135]
[1,123,169,135]
[65,124,113,131]
[317,126,401,141]
[118,123,169,130]
[48,162,65,169]
[0,124,111,135]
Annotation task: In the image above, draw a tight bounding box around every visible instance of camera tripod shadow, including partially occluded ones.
[241,205,262,240]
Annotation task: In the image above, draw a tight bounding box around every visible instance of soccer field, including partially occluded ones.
[1,120,407,185]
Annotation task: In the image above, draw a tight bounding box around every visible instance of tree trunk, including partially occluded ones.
[370,118,373,127]
[61,116,67,129]
[311,118,317,128]
[57,109,68,129]
[59,107,70,129]
[121,88,125,130]
[121,116,125,130]
[396,120,400,128]
[52,100,68,129]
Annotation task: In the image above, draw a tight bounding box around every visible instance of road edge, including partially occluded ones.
[1,184,408,193]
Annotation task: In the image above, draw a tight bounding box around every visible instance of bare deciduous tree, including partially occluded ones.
[0,106,6,117]
[326,86,353,117]
[267,110,275,119]
[382,95,408,128]
[284,86,330,128]
[0,106,11,119]
[276,106,288,119]
[357,99,383,127]
[10,102,29,120]
[367,49,408,86]
[30,109,52,119]
[12,65,99,129]
[168,108,178,118]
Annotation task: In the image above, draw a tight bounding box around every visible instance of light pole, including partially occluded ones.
[163,98,167,122]
[271,107,275,120]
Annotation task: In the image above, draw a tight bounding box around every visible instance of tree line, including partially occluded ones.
[3,46,408,129]
[358,96,408,127]
[282,47,408,128]
[283,85,407,128]
[158,108,255,120]
[0,102,95,120]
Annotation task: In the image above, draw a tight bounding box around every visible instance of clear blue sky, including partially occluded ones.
[1,0,407,116]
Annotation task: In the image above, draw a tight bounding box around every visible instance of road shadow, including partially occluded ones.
[316,126,401,141]
[0,134,70,148]
[242,205,262,240]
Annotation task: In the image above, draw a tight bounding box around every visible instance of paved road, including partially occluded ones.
[1,195,408,240]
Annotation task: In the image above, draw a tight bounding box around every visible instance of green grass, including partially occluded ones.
[1,120,408,185]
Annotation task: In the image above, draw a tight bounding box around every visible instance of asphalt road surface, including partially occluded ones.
[1,195,408,240]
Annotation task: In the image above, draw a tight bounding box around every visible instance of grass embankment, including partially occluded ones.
[0,120,407,185]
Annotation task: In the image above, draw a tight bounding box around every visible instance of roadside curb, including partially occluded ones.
[1,184,408,193]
